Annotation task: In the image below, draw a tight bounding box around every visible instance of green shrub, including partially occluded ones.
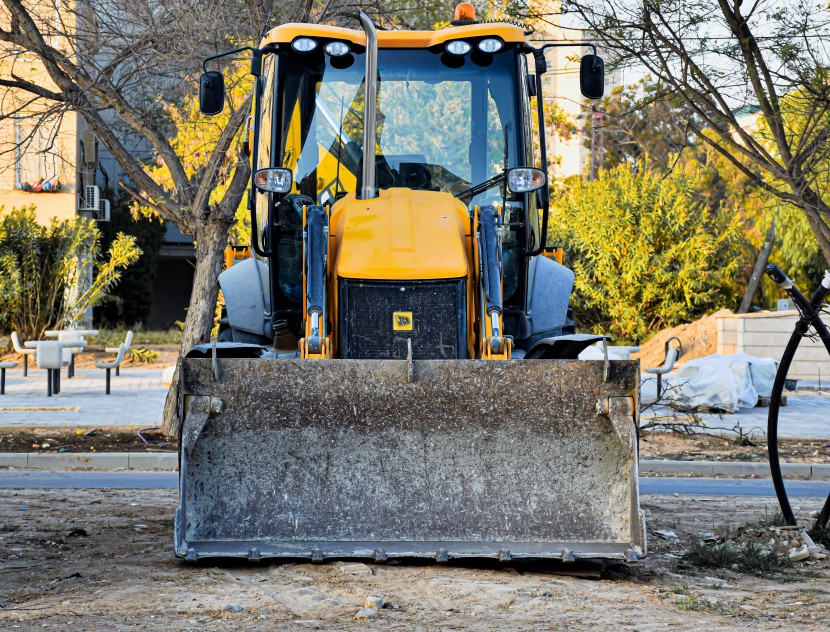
[127,347,160,364]
[0,206,141,342]
[550,164,745,344]
[92,327,182,347]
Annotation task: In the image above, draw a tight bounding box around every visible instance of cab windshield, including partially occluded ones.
[274,46,520,206]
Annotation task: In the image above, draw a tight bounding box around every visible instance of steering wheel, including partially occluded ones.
[401,163,433,190]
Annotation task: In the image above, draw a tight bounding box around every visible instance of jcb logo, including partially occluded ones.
[393,311,413,331]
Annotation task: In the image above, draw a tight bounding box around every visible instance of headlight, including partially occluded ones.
[325,41,350,56]
[291,37,318,53]
[254,168,293,194]
[477,38,504,53]
[445,40,472,55]
[507,167,546,193]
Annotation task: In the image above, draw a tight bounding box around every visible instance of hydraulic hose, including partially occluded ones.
[765,263,830,527]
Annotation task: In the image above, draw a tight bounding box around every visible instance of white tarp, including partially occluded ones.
[660,353,778,412]
[726,353,778,398]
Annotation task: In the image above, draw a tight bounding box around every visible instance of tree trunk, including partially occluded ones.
[161,213,232,437]
[180,217,233,352]
[738,220,775,314]
[797,185,830,267]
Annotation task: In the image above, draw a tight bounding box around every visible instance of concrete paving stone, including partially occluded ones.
[641,460,818,477]
[128,452,178,470]
[0,368,167,429]
[779,463,815,477]
[0,453,28,467]
[811,464,830,478]
[640,460,713,475]
[641,392,830,440]
[707,462,773,476]
[27,452,128,470]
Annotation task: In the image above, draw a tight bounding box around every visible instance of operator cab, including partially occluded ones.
[256,27,540,339]
[199,6,604,351]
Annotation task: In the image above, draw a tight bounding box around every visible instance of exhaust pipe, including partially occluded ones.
[358,11,378,200]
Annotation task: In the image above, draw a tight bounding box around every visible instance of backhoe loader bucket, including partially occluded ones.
[174,357,646,562]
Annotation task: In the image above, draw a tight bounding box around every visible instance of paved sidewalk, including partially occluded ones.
[0,367,168,428]
[0,365,825,439]
[641,375,830,439]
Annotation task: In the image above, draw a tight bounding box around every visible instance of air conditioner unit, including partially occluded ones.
[78,184,100,212]
[81,131,99,167]
[96,199,111,222]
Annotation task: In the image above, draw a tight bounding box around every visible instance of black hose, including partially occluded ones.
[767,326,804,525]
[765,263,830,528]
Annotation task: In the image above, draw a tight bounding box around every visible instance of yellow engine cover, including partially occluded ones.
[331,189,470,281]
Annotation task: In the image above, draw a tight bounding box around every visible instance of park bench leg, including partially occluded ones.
[116,365,119,377]
[47,369,52,397]
[1,368,5,395]
[656,374,663,400]
[23,355,28,377]
[105,368,111,395]
[53,369,60,395]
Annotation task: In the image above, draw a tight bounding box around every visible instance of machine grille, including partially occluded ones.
[341,280,465,359]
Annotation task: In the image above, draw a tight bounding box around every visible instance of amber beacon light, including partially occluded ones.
[454,2,477,22]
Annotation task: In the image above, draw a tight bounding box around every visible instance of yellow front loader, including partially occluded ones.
[172,6,645,563]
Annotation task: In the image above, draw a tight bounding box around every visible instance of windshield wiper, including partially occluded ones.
[316,98,352,146]
[454,172,505,205]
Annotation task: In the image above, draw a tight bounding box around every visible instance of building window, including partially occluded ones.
[14,114,63,190]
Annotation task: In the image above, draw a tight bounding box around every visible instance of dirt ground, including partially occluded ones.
[0,428,174,453]
[633,309,730,369]
[639,431,830,464]
[4,428,829,466]
[1,490,830,630]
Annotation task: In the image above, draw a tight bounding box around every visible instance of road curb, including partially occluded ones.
[1,454,829,477]
[641,459,830,478]
[0,452,177,470]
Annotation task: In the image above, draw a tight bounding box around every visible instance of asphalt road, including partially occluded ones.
[0,471,828,498]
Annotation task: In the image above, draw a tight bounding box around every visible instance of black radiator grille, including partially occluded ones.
[340,279,466,359]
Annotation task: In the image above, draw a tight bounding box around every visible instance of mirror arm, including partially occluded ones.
[529,41,597,61]
[203,46,264,76]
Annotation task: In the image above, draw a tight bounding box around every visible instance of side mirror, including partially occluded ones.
[507,167,546,193]
[580,54,604,100]
[200,71,225,115]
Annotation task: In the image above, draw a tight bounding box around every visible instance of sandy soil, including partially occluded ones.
[639,431,830,464]
[633,310,731,369]
[2,490,830,630]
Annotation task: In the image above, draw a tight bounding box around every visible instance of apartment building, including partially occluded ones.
[0,3,109,223]
[532,1,622,179]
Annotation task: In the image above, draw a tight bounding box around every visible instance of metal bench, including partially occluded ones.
[11,332,35,377]
[95,343,126,395]
[0,361,17,395]
[105,330,133,377]
[645,336,683,400]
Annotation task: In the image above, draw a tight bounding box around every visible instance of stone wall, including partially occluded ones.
[717,310,830,381]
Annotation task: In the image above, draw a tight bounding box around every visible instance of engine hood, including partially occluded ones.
[331,188,470,281]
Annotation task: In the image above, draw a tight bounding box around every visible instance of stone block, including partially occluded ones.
[128,452,178,470]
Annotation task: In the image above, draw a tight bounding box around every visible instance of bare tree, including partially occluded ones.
[0,0,290,352]
[1,0,556,357]
[568,0,830,263]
